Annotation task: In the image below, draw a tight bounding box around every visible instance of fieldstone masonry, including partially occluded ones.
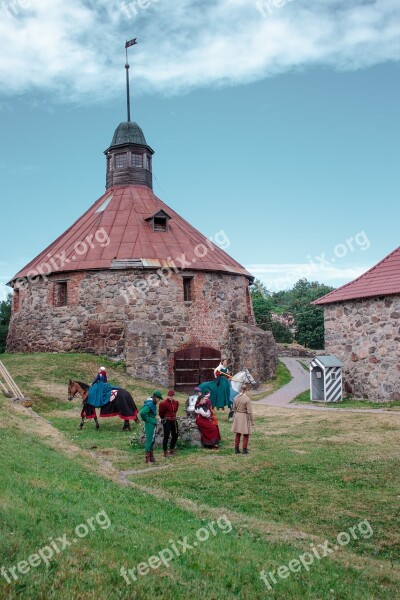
[324,295,400,401]
[7,268,277,386]
[230,323,277,383]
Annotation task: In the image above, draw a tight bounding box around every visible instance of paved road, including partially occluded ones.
[255,357,400,415]
[256,357,310,407]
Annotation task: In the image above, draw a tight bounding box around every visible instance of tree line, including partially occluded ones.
[0,295,11,354]
[250,279,333,349]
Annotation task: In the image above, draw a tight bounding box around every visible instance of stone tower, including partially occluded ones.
[7,118,277,389]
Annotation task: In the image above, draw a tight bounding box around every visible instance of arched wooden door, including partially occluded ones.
[174,347,221,392]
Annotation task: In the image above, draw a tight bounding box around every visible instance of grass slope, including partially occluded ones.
[293,390,400,410]
[1,353,399,599]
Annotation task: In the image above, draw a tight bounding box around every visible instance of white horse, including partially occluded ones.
[230,368,258,394]
[185,369,258,417]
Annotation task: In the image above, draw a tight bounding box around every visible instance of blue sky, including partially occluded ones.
[0,0,399,300]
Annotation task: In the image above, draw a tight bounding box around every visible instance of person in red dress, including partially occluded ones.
[194,393,221,449]
[159,390,179,457]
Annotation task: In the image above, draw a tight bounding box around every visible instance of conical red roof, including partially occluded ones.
[10,185,252,282]
[314,246,400,305]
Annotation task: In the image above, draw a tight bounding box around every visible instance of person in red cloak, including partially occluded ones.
[194,391,221,449]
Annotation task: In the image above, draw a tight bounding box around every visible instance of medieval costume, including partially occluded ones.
[140,391,162,463]
[159,390,179,457]
[92,367,108,384]
[231,391,254,454]
[199,363,232,409]
[195,396,221,449]
[213,362,232,409]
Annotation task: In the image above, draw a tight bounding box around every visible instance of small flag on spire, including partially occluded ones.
[125,38,138,49]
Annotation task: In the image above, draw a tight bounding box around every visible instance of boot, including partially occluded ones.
[169,449,175,456]
[163,450,170,458]
[242,448,249,455]
[234,447,241,454]
[145,452,151,464]
[150,450,156,463]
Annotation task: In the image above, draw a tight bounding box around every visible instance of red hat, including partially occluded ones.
[168,390,175,397]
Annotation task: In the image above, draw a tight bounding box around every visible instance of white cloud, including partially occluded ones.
[246,262,370,291]
[0,0,399,101]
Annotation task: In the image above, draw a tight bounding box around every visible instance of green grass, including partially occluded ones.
[1,353,400,598]
[251,360,293,401]
[299,360,310,372]
[292,389,400,410]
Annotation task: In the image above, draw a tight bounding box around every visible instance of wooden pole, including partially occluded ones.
[0,361,23,398]
[0,378,10,396]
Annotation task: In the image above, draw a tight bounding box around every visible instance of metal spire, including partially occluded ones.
[125,38,137,122]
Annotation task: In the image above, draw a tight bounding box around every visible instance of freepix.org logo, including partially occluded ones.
[1,510,111,584]
[260,519,374,591]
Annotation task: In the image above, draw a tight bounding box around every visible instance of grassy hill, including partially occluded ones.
[0,353,399,599]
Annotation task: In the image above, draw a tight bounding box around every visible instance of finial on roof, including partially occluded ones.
[125,38,138,123]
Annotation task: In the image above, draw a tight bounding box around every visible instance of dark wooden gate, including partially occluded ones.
[174,347,221,392]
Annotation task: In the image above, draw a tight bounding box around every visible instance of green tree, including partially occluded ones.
[250,280,273,331]
[0,295,12,354]
[287,280,333,349]
[250,278,332,348]
[271,320,293,343]
[295,305,325,349]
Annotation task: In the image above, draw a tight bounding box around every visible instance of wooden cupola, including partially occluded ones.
[104,121,154,190]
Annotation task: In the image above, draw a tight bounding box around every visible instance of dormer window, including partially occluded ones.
[115,153,128,168]
[154,216,168,231]
[131,153,143,167]
[145,210,171,232]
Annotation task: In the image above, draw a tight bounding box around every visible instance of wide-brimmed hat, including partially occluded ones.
[153,390,163,399]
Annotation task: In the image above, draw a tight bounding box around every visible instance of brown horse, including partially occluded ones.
[68,380,139,431]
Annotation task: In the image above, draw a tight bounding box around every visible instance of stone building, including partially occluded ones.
[314,247,400,401]
[7,120,277,389]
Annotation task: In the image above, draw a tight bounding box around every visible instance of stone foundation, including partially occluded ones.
[324,296,400,401]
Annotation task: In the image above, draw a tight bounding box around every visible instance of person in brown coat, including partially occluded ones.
[231,384,254,454]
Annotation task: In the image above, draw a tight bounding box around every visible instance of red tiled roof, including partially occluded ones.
[10,185,252,283]
[313,246,400,305]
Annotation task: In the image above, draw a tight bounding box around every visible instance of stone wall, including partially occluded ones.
[277,343,318,358]
[324,296,400,401]
[7,268,275,386]
[230,322,277,383]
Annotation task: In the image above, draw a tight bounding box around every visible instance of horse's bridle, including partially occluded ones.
[68,382,86,402]
[68,383,77,402]
[242,369,257,387]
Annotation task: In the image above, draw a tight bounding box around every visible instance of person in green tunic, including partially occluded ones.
[140,391,162,464]
[213,358,232,409]
[199,358,233,409]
